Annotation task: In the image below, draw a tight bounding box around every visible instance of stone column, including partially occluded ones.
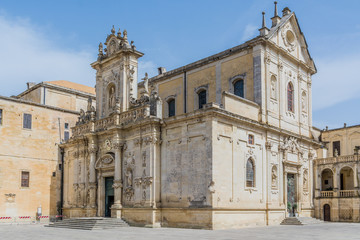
[88,136,98,209]
[111,140,124,218]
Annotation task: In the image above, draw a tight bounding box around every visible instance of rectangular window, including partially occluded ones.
[64,123,69,129]
[248,134,254,145]
[0,109,2,125]
[21,171,30,187]
[64,131,70,141]
[23,113,32,129]
[333,141,340,156]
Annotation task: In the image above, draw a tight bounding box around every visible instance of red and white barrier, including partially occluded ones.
[18,216,31,219]
[55,215,63,218]
[0,217,11,219]
[38,216,49,219]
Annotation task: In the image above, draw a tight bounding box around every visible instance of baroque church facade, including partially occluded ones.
[62,4,321,229]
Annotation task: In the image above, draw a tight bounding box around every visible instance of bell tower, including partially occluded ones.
[91,26,144,119]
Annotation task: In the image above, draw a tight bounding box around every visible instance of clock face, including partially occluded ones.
[104,139,112,151]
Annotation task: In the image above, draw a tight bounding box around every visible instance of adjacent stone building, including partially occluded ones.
[314,124,360,222]
[0,81,95,221]
[62,4,321,229]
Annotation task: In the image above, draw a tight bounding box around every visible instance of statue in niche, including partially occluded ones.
[108,86,116,109]
[125,168,133,187]
[270,79,276,99]
[302,93,307,112]
[303,170,308,189]
[271,166,278,188]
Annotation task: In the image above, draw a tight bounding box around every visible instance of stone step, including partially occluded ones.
[280,217,324,225]
[46,217,130,230]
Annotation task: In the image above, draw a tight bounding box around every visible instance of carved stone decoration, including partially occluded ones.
[281,23,297,52]
[279,136,303,155]
[142,151,146,167]
[271,165,278,189]
[142,190,146,201]
[125,187,134,201]
[265,141,273,150]
[5,193,16,203]
[125,168,133,188]
[125,152,135,166]
[95,154,115,169]
[112,179,123,189]
[104,139,112,151]
[208,181,215,194]
[108,85,116,110]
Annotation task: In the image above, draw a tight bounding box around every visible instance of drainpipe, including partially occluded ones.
[60,147,64,217]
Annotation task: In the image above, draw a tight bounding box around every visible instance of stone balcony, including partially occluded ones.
[316,154,359,165]
[319,190,358,198]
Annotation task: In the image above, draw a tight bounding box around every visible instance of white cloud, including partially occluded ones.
[0,14,95,96]
[241,24,258,42]
[312,54,360,111]
[138,60,158,81]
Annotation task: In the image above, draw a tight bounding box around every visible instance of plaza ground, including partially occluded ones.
[0,222,359,240]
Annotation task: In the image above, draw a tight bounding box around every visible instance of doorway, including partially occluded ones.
[324,204,331,221]
[287,173,297,217]
[104,177,114,217]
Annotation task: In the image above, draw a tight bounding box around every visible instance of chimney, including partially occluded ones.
[158,67,166,75]
[259,12,269,36]
[271,1,281,27]
[27,82,36,89]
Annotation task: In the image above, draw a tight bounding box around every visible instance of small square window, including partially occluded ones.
[64,123,69,129]
[0,109,3,125]
[248,134,254,145]
[52,172,56,177]
[325,180,329,185]
[23,113,32,129]
[21,171,30,187]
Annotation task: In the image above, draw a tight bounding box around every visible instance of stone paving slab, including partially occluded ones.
[0,222,359,240]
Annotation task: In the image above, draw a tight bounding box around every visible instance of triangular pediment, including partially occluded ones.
[267,13,316,72]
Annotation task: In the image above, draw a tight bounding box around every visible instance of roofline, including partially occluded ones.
[0,95,79,115]
[16,82,96,99]
[322,124,360,133]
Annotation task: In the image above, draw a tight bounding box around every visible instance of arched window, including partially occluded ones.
[234,79,244,98]
[287,82,294,112]
[168,99,175,117]
[246,158,255,187]
[198,90,207,109]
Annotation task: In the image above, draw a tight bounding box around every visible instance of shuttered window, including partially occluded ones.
[21,171,30,187]
[246,159,255,187]
[198,90,207,109]
[168,99,175,117]
[234,79,244,98]
[23,113,32,129]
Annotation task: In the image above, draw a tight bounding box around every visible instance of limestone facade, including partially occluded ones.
[314,125,360,222]
[62,6,320,229]
[0,82,95,221]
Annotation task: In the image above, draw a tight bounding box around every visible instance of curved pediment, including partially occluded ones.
[95,153,115,169]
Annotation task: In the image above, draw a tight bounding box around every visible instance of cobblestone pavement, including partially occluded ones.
[0,222,359,240]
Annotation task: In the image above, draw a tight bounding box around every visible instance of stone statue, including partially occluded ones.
[270,79,276,99]
[98,42,103,55]
[125,168,133,187]
[87,97,93,112]
[272,167,277,188]
[303,171,308,187]
[142,73,149,95]
[108,86,115,109]
[302,93,306,112]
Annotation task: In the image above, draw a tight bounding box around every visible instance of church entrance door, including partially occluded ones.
[287,173,297,217]
[324,204,331,221]
[104,177,114,217]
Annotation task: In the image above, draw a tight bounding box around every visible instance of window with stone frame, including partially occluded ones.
[64,122,70,141]
[21,171,30,187]
[0,109,2,125]
[233,79,244,98]
[168,99,175,117]
[198,90,207,109]
[248,134,254,145]
[246,158,255,187]
[287,82,294,112]
[23,113,32,129]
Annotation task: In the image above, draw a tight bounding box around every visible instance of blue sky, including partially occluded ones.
[0,0,359,129]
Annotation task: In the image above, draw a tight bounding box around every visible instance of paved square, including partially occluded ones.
[0,223,359,240]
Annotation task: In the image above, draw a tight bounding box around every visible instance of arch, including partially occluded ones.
[167,98,176,117]
[233,79,244,98]
[321,168,334,191]
[197,89,207,109]
[323,204,331,221]
[95,153,115,170]
[246,158,255,188]
[287,82,294,112]
[340,166,354,190]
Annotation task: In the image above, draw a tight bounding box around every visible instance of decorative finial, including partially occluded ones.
[117,28,121,37]
[282,7,291,16]
[271,1,281,27]
[98,42,103,55]
[262,12,266,28]
[111,25,115,34]
[274,1,278,17]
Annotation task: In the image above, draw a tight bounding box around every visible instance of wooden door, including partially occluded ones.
[324,204,331,221]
